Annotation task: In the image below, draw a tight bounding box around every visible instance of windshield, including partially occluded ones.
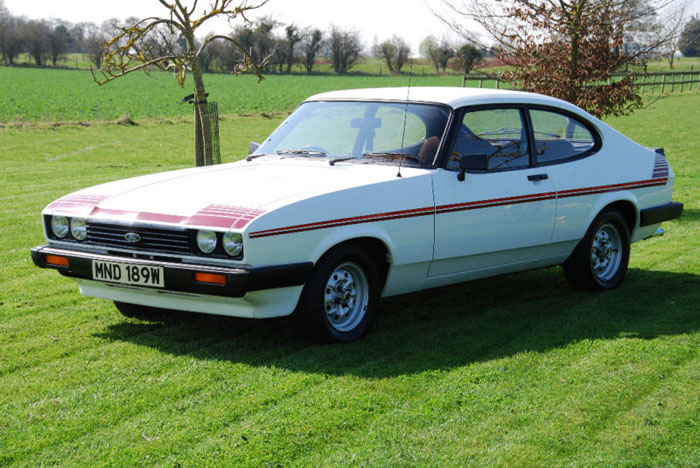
[255,101,451,167]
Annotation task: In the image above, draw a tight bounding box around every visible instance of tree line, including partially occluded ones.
[0,1,490,75]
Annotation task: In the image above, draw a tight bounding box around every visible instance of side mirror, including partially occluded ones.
[457,154,488,181]
[249,141,260,155]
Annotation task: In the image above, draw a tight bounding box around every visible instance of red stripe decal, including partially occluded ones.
[249,206,435,238]
[88,204,266,229]
[187,205,266,229]
[249,178,668,239]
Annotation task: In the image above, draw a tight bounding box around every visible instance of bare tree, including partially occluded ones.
[302,28,323,73]
[374,35,411,73]
[374,39,397,73]
[329,25,362,74]
[23,20,50,66]
[453,43,482,75]
[435,0,688,117]
[82,29,107,68]
[92,1,269,167]
[281,24,302,73]
[419,35,453,73]
[47,23,70,67]
[0,5,24,65]
[659,1,691,68]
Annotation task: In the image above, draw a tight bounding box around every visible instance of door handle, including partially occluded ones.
[527,173,548,181]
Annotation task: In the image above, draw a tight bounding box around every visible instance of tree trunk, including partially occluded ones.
[194,105,203,167]
[191,60,213,166]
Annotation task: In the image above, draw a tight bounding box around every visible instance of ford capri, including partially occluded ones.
[32,87,683,342]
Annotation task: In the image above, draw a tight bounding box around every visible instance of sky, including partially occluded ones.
[2,0,459,55]
[4,0,700,56]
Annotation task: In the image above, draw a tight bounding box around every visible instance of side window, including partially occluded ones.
[447,108,530,171]
[529,109,596,164]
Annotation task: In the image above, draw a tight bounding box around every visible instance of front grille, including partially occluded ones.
[86,222,191,254]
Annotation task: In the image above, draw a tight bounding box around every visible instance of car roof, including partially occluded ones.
[305,87,587,115]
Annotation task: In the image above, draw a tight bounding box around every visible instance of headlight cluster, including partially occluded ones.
[195,230,243,257]
[49,215,87,241]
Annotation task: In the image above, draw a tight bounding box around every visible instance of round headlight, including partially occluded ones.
[70,218,87,241]
[222,232,243,257]
[196,230,217,254]
[51,216,69,238]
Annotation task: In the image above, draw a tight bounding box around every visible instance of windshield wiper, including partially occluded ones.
[328,157,357,166]
[246,153,271,161]
[276,149,327,156]
[363,152,422,164]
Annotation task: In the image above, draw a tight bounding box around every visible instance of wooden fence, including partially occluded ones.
[462,70,700,94]
[632,71,700,94]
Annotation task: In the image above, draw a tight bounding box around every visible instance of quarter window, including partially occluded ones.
[448,108,530,171]
[529,109,596,164]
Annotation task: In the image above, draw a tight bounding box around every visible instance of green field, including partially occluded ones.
[2,63,698,124]
[0,67,469,123]
[1,77,699,466]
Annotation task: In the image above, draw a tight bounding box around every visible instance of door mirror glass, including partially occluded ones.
[458,154,488,181]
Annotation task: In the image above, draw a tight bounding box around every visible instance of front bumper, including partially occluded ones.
[31,245,313,298]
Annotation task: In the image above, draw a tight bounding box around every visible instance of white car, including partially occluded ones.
[32,87,683,342]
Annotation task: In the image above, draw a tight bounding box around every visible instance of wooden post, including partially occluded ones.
[641,75,646,95]
[671,74,675,93]
[496,79,500,89]
[661,74,666,94]
[479,79,483,88]
[194,106,203,167]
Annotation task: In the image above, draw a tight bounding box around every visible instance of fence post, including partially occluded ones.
[641,75,646,95]
[496,79,500,89]
[479,79,483,88]
[661,74,666,94]
[671,74,675,93]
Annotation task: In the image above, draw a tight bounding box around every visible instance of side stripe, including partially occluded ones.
[248,178,668,239]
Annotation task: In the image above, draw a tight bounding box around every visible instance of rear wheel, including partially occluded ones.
[563,210,630,291]
[299,245,380,342]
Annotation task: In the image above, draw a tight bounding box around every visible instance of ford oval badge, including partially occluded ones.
[124,232,141,244]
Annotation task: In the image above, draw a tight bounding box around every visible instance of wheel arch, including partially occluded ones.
[597,199,637,235]
[314,236,391,290]
[586,193,638,237]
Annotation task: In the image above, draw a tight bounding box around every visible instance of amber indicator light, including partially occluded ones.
[45,255,69,267]
[195,272,226,285]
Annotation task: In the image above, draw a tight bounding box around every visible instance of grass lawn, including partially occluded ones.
[0,94,699,467]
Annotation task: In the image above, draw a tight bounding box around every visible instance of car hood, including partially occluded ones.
[45,158,429,230]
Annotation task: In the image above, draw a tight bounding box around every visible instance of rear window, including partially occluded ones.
[529,109,596,164]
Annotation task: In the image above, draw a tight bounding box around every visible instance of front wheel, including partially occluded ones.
[298,245,380,342]
[563,210,630,291]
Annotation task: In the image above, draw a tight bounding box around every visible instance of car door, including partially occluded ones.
[526,107,603,258]
[428,106,557,287]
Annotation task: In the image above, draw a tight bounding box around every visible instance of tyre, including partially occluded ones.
[562,210,630,291]
[113,301,185,322]
[298,245,381,343]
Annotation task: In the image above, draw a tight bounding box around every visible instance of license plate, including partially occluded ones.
[92,260,165,288]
